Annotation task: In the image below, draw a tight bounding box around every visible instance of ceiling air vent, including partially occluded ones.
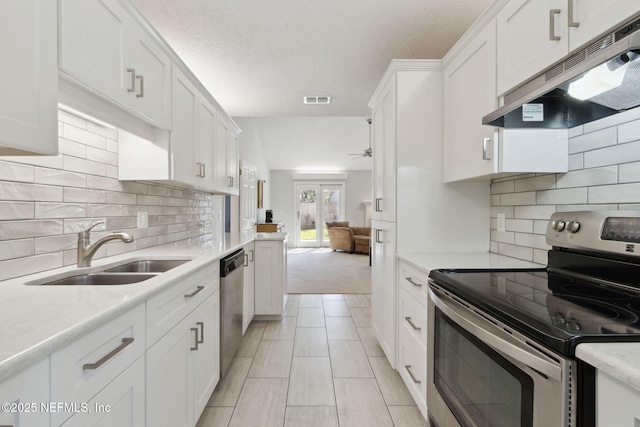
[304,96,331,105]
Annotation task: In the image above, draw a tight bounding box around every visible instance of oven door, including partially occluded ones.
[427,282,576,427]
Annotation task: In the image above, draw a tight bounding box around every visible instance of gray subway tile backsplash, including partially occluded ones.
[492,111,640,264]
[0,109,223,281]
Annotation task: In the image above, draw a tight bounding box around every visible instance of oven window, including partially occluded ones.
[434,308,533,427]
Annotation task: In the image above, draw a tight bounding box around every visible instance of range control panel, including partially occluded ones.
[546,211,640,256]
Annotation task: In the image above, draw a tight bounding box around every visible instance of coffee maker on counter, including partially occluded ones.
[265,210,273,223]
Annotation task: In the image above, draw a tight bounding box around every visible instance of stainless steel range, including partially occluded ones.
[427,211,640,427]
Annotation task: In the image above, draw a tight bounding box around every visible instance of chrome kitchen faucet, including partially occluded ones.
[77,222,134,267]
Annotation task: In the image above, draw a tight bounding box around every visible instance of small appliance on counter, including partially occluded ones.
[265,210,273,223]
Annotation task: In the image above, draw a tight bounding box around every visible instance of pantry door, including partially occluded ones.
[294,183,345,248]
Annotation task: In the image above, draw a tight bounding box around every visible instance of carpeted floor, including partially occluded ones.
[287,248,372,294]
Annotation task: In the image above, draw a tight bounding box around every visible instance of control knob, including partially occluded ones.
[556,220,566,232]
[567,220,580,233]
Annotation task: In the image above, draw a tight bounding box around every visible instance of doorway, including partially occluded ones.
[294,183,345,248]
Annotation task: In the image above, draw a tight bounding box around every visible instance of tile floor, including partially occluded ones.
[196,294,428,427]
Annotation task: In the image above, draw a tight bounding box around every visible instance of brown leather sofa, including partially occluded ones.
[326,221,371,254]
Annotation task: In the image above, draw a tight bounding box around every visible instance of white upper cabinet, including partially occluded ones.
[568,0,640,51]
[444,20,497,183]
[171,65,200,187]
[59,0,172,129]
[497,0,640,96]
[0,0,57,155]
[370,77,396,223]
[497,0,568,96]
[216,115,240,195]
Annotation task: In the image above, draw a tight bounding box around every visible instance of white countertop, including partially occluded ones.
[0,232,260,383]
[576,343,640,392]
[398,252,544,274]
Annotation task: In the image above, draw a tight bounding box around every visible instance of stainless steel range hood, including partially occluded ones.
[484,15,640,129]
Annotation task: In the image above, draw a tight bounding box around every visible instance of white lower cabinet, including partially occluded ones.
[397,261,429,420]
[0,357,49,427]
[61,356,145,427]
[50,303,146,426]
[371,220,397,368]
[147,289,220,427]
[243,241,256,333]
[254,237,288,317]
[596,370,640,427]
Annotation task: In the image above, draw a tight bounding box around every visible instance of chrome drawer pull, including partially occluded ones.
[404,365,421,384]
[190,328,199,350]
[405,277,422,287]
[83,337,134,370]
[126,68,136,92]
[549,9,561,41]
[196,321,204,344]
[405,316,421,331]
[184,285,205,298]
[136,75,144,98]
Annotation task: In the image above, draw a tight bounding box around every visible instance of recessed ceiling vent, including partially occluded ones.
[304,96,331,105]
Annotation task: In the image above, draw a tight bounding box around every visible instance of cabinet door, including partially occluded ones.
[58,0,132,107]
[171,65,200,187]
[192,291,221,421]
[240,163,258,232]
[61,356,145,427]
[215,115,231,191]
[0,357,49,427]
[243,242,256,333]
[597,370,640,426]
[254,240,285,316]
[126,24,172,129]
[497,0,568,96]
[443,20,497,183]
[371,220,397,368]
[371,78,396,222]
[569,0,640,51]
[146,316,194,427]
[197,96,217,190]
[0,0,57,155]
[227,127,240,195]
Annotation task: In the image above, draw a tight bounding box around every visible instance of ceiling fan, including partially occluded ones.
[348,118,372,159]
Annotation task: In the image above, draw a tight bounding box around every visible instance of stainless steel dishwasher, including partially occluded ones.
[219,248,244,377]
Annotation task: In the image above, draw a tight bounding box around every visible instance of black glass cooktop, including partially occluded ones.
[428,251,640,356]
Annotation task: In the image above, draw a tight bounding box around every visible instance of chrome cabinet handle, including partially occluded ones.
[244,253,249,267]
[126,68,136,92]
[184,285,205,299]
[405,277,422,287]
[196,321,204,344]
[375,229,383,244]
[83,337,134,370]
[567,0,579,27]
[375,197,383,212]
[190,328,199,350]
[482,138,492,160]
[549,9,561,41]
[250,249,254,262]
[196,162,206,178]
[405,316,421,331]
[228,176,234,187]
[404,365,421,384]
[136,75,144,98]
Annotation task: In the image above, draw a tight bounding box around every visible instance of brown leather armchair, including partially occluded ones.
[326,221,371,254]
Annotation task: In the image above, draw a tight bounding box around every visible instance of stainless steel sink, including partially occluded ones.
[104,259,189,273]
[40,273,158,286]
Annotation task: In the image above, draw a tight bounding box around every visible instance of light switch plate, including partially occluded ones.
[137,211,148,228]
[497,213,506,233]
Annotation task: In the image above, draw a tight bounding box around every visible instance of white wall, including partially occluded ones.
[270,170,372,246]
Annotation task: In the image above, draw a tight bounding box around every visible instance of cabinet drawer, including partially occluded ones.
[51,303,145,426]
[61,356,145,427]
[146,263,218,346]
[398,329,427,410]
[398,261,429,304]
[398,288,427,350]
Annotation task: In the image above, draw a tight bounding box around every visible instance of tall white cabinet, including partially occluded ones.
[369,60,490,369]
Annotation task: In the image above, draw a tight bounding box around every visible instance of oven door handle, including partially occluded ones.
[429,287,562,381]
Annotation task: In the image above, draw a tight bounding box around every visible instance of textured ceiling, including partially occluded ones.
[130,0,493,169]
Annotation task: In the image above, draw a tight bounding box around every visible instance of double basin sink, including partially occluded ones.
[28,259,191,286]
